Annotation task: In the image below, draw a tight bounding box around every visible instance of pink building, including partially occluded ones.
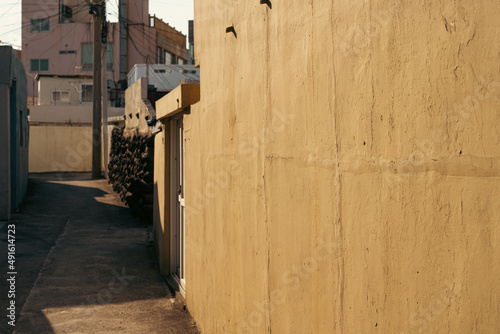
[21,0,175,105]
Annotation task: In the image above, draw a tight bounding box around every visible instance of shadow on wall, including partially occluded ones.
[0,46,29,221]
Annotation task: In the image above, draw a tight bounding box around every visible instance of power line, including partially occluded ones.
[65,25,91,74]
[35,24,81,58]
[0,0,20,20]
[119,14,191,76]
[125,17,194,83]
[28,6,92,59]
[110,7,188,39]
[90,0,104,179]
[1,2,89,38]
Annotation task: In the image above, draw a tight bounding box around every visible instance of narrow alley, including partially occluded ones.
[0,173,199,334]
[2,0,500,332]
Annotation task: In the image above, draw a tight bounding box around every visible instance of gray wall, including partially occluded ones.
[0,46,28,220]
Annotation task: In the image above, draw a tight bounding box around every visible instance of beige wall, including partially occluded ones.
[153,127,170,275]
[178,0,500,333]
[29,124,115,173]
[29,125,93,173]
[154,84,198,284]
[124,77,153,136]
[30,105,124,124]
[37,76,92,106]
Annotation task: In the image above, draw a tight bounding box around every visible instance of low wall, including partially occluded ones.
[29,124,115,173]
[29,125,93,173]
[30,105,124,124]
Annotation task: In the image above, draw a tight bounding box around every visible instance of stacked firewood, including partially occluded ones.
[108,127,154,223]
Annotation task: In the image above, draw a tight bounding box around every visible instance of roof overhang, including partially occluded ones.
[156,84,200,120]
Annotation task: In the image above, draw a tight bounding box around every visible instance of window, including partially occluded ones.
[82,43,113,71]
[31,18,50,32]
[61,5,73,22]
[51,90,70,103]
[105,43,114,70]
[157,47,163,64]
[30,59,49,72]
[165,51,173,64]
[178,58,185,65]
[82,43,92,71]
[80,84,92,103]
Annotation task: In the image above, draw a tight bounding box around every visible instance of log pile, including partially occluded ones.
[108,127,154,223]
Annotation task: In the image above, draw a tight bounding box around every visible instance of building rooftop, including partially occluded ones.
[35,74,93,81]
[128,64,200,91]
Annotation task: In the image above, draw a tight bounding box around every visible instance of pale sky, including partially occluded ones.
[0,0,194,50]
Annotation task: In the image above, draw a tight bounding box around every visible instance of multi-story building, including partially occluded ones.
[28,74,125,174]
[127,64,199,92]
[30,74,125,122]
[151,15,189,66]
[21,0,188,106]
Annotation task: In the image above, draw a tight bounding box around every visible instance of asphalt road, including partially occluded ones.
[0,173,199,334]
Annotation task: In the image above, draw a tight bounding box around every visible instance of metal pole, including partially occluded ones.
[146,55,149,87]
[102,37,109,178]
[91,0,102,179]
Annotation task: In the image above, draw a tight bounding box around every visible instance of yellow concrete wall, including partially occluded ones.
[186,0,500,333]
[124,77,152,136]
[29,125,93,173]
[29,124,115,173]
[30,105,125,124]
[153,127,170,275]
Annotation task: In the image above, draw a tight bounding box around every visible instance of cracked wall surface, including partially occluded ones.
[185,0,500,333]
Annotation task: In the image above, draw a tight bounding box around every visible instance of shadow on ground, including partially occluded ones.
[0,173,198,334]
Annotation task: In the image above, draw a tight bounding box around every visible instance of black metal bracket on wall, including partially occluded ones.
[260,0,272,9]
[226,0,272,36]
[226,26,237,38]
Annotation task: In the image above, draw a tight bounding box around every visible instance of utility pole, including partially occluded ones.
[102,15,109,178]
[146,55,149,88]
[91,0,103,179]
